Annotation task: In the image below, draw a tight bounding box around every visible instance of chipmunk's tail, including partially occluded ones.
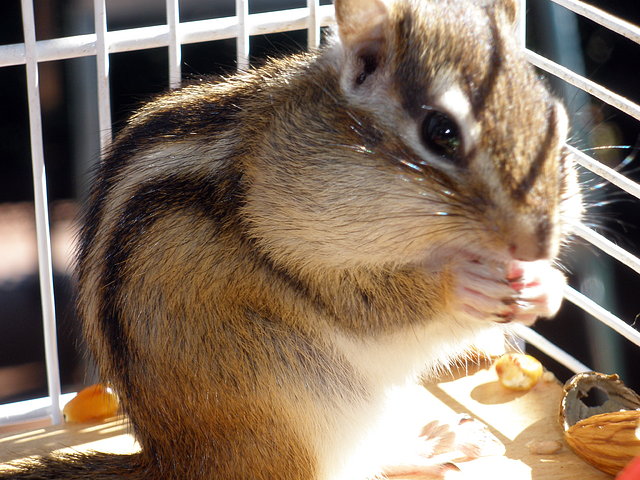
[0,452,149,479]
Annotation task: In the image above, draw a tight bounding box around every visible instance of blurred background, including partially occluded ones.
[0,0,638,405]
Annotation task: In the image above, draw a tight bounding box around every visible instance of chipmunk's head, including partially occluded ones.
[331,0,581,263]
[245,0,582,272]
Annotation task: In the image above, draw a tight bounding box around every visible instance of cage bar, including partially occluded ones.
[307,0,321,50]
[525,50,640,123]
[0,6,337,68]
[564,286,640,348]
[550,0,640,46]
[19,0,63,426]
[167,0,181,89]
[568,145,640,200]
[511,324,592,374]
[236,0,249,71]
[94,0,112,149]
[573,223,640,276]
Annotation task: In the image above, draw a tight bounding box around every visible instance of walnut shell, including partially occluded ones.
[560,372,640,476]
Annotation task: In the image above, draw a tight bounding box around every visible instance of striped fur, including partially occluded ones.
[2,0,582,479]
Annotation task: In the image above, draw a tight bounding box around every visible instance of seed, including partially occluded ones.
[62,384,120,423]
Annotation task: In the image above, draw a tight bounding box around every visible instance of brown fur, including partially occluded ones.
[2,0,581,478]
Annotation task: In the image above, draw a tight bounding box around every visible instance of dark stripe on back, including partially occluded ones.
[98,167,245,384]
[96,170,335,383]
[78,88,245,294]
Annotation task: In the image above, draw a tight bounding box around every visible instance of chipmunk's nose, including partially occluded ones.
[507,217,557,262]
[509,242,544,262]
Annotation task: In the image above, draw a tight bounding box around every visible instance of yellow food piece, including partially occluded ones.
[494,353,543,391]
[63,384,120,423]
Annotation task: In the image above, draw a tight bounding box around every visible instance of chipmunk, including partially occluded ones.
[2,0,582,478]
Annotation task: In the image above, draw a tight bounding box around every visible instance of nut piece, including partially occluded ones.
[494,353,543,391]
[560,372,640,476]
[526,439,563,455]
[542,371,557,383]
[63,383,120,423]
[564,410,640,475]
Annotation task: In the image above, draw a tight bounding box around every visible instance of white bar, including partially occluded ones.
[236,0,249,71]
[564,286,640,348]
[567,145,640,200]
[108,23,185,53]
[0,33,95,67]
[167,0,181,89]
[525,49,640,122]
[308,0,321,50]
[249,6,335,37]
[20,0,63,426]
[573,223,640,275]
[0,6,337,68]
[94,0,112,149]
[511,324,591,373]
[0,393,76,426]
[550,0,640,46]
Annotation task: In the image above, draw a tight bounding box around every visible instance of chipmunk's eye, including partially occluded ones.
[420,111,462,160]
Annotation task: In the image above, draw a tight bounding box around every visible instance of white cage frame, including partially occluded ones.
[0,0,639,427]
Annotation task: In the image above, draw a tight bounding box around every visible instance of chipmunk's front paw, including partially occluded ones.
[381,415,504,479]
[453,258,566,326]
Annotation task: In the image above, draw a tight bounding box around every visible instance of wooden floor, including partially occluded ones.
[0,364,611,479]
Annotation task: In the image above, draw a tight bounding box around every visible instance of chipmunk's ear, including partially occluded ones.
[334,0,390,88]
[334,0,389,52]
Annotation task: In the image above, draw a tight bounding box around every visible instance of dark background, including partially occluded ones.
[0,0,638,404]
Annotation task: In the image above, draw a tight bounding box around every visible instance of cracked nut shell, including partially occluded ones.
[560,372,640,476]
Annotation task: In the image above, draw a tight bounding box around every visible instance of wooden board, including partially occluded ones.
[0,364,612,479]
[423,367,611,479]
[0,417,138,465]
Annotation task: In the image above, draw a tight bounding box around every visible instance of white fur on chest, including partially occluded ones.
[333,314,495,387]
[312,315,502,480]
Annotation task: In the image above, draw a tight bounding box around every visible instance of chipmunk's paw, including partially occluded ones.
[381,415,503,479]
[453,258,566,326]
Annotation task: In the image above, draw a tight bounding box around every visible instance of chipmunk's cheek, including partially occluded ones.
[451,259,566,325]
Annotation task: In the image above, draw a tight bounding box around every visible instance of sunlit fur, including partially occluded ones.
[1,0,582,479]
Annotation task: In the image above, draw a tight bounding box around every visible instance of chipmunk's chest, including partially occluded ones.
[329,315,496,388]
